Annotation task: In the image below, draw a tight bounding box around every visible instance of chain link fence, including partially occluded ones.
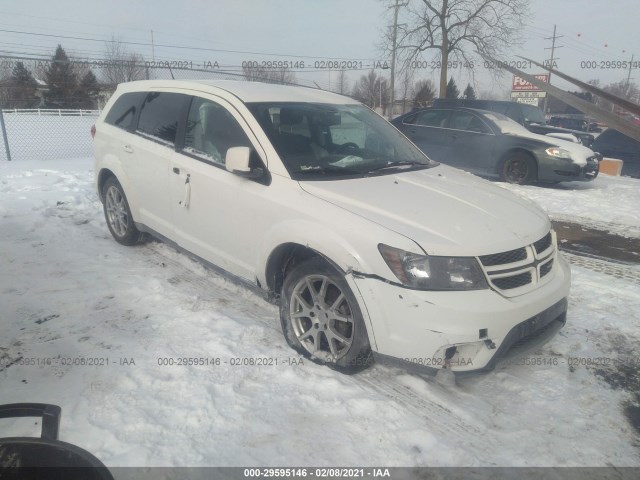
[0,109,99,161]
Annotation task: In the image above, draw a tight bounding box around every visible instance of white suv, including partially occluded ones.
[93,80,570,373]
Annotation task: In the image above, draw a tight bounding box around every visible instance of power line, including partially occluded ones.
[0,28,376,61]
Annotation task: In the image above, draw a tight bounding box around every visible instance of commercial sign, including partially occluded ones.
[512,74,550,92]
[510,91,547,99]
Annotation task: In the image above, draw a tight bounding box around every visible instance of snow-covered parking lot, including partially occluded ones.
[1,157,640,468]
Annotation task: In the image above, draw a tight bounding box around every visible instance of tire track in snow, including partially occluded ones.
[563,252,640,285]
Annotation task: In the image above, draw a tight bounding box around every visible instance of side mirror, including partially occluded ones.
[226,146,251,174]
[225,146,264,179]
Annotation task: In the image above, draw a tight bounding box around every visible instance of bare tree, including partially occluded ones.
[391,0,529,98]
[398,66,415,113]
[589,79,640,113]
[336,69,349,94]
[102,38,146,86]
[352,70,390,112]
[242,64,297,85]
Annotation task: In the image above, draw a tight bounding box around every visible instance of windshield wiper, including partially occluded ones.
[366,160,427,173]
[297,165,360,176]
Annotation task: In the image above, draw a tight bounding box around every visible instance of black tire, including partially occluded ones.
[279,257,372,372]
[501,152,537,184]
[102,177,144,246]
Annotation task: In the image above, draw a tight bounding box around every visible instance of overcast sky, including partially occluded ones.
[0,0,637,96]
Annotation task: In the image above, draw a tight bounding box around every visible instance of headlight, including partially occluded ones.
[378,244,488,291]
[545,147,573,159]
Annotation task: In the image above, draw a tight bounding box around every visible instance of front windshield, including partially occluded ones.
[521,104,546,125]
[483,111,532,136]
[247,102,437,179]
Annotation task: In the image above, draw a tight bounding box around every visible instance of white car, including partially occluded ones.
[93,80,570,373]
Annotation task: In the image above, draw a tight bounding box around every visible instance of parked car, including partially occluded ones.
[591,128,640,178]
[548,116,602,133]
[431,99,596,146]
[391,107,600,184]
[93,80,570,374]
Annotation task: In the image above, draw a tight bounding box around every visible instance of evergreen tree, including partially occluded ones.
[76,70,100,109]
[413,79,435,108]
[44,45,78,108]
[446,78,460,99]
[462,83,477,100]
[8,62,39,108]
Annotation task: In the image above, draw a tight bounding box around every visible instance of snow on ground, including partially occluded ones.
[1,158,640,467]
[497,174,640,238]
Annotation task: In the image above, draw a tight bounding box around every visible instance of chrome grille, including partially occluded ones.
[478,231,557,296]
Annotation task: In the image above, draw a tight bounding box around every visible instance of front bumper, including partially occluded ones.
[348,253,571,373]
[538,155,600,182]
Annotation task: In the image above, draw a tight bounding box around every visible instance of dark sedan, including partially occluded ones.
[391,107,600,184]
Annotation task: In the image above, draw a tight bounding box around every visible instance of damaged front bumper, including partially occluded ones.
[346,254,571,373]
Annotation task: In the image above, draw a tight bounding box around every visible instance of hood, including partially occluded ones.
[299,165,551,257]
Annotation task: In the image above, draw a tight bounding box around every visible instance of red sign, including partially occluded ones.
[512,74,550,92]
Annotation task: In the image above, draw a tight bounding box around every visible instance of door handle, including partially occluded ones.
[123,145,133,153]
[173,167,180,174]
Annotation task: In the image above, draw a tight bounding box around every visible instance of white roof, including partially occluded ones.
[116,79,359,104]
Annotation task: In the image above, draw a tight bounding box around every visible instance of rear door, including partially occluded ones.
[401,109,452,161]
[128,91,190,238]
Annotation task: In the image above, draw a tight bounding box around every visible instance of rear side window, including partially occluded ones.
[137,92,189,146]
[104,92,146,131]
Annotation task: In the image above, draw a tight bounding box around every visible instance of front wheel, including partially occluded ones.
[102,177,144,246]
[279,258,372,372]
[501,152,537,184]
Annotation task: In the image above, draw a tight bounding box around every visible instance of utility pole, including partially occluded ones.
[626,53,635,91]
[388,0,407,119]
[151,30,155,62]
[542,24,563,114]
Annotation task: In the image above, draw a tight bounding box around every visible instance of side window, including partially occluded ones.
[449,111,491,133]
[104,92,146,131]
[183,97,251,165]
[137,92,188,146]
[415,110,449,127]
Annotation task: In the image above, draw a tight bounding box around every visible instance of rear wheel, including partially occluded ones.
[279,258,372,372]
[501,152,537,184]
[102,177,144,246]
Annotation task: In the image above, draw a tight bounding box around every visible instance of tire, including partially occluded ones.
[102,177,144,246]
[501,152,537,184]
[279,257,372,372]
